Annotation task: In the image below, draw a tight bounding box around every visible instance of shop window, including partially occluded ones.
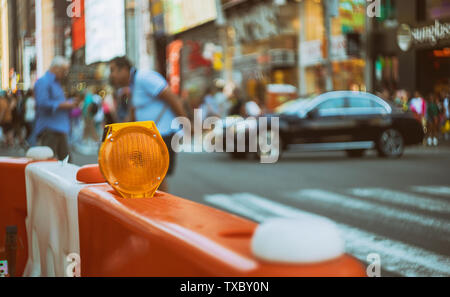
[375,56,399,91]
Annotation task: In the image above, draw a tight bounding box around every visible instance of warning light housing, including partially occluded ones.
[98,121,170,199]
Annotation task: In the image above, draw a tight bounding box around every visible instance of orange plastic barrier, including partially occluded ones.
[0,158,33,276]
[78,185,366,277]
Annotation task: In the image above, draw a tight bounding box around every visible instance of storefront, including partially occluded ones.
[373,0,450,96]
[163,0,221,106]
[299,0,367,95]
[226,0,299,102]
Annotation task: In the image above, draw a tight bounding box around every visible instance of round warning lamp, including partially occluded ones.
[98,121,170,199]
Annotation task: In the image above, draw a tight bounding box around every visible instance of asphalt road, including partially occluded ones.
[2,145,450,277]
[170,147,450,277]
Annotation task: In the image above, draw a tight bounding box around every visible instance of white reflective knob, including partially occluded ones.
[251,218,345,264]
[26,146,54,161]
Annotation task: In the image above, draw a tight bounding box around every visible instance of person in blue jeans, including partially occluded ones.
[109,56,189,192]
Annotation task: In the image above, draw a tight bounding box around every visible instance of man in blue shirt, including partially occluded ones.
[33,56,81,160]
[109,56,189,192]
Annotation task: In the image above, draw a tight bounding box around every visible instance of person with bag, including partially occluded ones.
[109,56,189,193]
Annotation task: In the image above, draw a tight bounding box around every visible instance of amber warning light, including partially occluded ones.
[98,121,170,199]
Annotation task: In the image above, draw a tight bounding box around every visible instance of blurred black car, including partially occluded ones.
[224,91,424,161]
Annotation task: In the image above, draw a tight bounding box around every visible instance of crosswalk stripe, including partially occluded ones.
[350,188,450,213]
[287,189,450,235]
[205,193,450,277]
[412,186,450,197]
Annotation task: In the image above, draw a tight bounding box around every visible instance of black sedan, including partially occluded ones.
[223,91,424,161]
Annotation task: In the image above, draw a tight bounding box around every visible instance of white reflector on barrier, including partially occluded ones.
[26,147,54,161]
[251,218,345,264]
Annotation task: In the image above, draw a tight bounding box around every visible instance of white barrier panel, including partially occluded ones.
[23,162,91,277]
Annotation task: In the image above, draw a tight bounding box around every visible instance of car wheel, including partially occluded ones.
[377,129,404,158]
[256,130,283,163]
[346,149,366,158]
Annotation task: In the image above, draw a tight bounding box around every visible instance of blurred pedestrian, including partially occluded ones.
[426,93,440,147]
[228,87,246,117]
[102,88,116,125]
[68,91,83,145]
[410,91,427,126]
[443,91,450,140]
[214,79,230,118]
[23,90,36,144]
[10,93,25,146]
[0,91,13,148]
[245,97,263,117]
[200,86,220,120]
[82,90,100,144]
[114,86,133,123]
[109,56,189,193]
[32,56,81,160]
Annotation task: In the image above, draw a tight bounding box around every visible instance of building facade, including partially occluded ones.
[372,0,450,96]
[160,0,372,106]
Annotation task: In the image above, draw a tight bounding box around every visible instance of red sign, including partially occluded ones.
[167,40,184,95]
[71,0,85,52]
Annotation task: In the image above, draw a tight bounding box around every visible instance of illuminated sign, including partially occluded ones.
[71,0,85,52]
[85,0,126,64]
[434,48,450,57]
[398,21,450,52]
[164,0,217,35]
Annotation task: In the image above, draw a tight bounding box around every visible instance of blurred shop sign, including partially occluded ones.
[300,40,323,66]
[167,40,183,95]
[229,4,280,43]
[233,54,260,70]
[164,0,217,35]
[397,20,450,52]
[301,36,347,66]
[269,49,296,67]
[331,35,348,60]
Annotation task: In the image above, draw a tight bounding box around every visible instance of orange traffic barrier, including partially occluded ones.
[78,184,366,277]
[0,157,35,276]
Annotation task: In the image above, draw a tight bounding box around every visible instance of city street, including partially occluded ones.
[2,144,449,277]
[171,147,450,277]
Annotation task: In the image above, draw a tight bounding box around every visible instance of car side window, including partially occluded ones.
[310,98,346,117]
[348,97,372,108]
[371,100,386,109]
[317,98,346,110]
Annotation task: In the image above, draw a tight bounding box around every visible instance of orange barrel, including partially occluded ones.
[78,185,366,277]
